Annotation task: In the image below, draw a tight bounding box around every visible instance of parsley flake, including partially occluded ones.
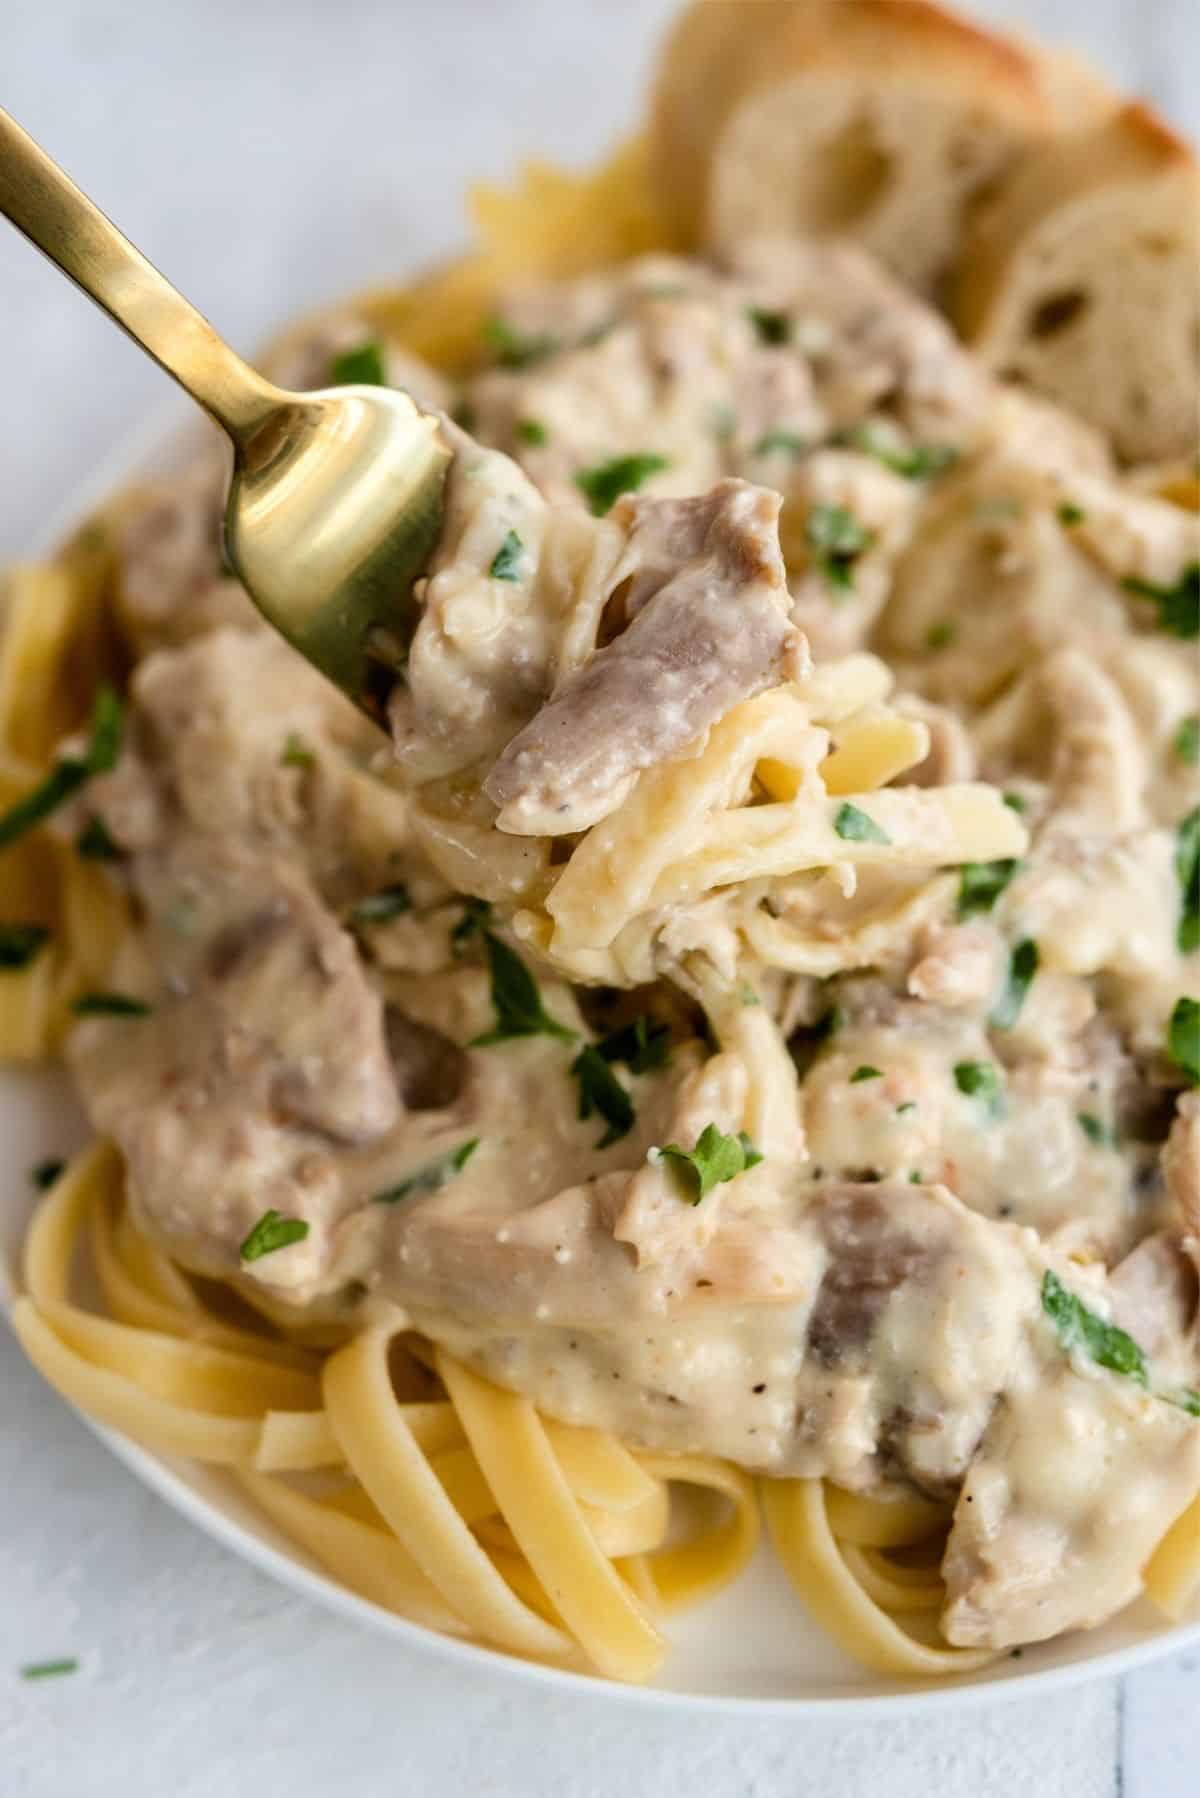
[1041,1270,1147,1385]
[30,1158,65,1191]
[0,686,124,853]
[1002,791,1027,815]
[746,307,791,345]
[0,923,50,971]
[1175,805,1200,954]
[1123,563,1199,639]
[472,934,575,1045]
[1168,996,1199,1086]
[515,418,548,447]
[450,897,492,956]
[488,529,525,582]
[595,1014,671,1075]
[991,938,1039,1030]
[1057,502,1086,526]
[330,342,387,386]
[575,453,670,516]
[1078,1113,1115,1148]
[834,802,890,845]
[240,1210,310,1262]
[656,1124,763,1204]
[20,1658,78,1681]
[752,430,809,459]
[849,423,959,480]
[1174,715,1200,766]
[349,885,412,926]
[958,858,1019,919]
[570,1046,635,1148]
[954,1060,1002,1115]
[925,621,958,651]
[70,992,149,1018]
[280,733,315,769]
[806,505,872,591]
[850,1065,882,1083]
[76,814,122,860]
[371,1139,479,1205]
[483,316,558,370]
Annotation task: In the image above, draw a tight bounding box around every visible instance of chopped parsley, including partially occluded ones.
[848,423,958,480]
[280,733,315,769]
[740,985,761,1007]
[958,858,1019,919]
[746,306,791,345]
[990,938,1039,1030]
[1078,1113,1115,1148]
[472,933,575,1045]
[570,1046,635,1148]
[450,896,492,956]
[954,1060,1002,1115]
[1057,502,1086,526]
[1175,805,1200,954]
[850,1065,882,1083]
[482,316,558,370]
[575,453,670,517]
[349,885,412,926]
[76,814,121,860]
[710,402,737,443]
[1173,715,1200,766]
[0,923,50,971]
[1122,563,1200,639]
[833,802,890,845]
[20,1658,78,1681]
[1041,1270,1147,1385]
[488,529,525,582]
[1168,996,1199,1086]
[515,418,548,447]
[806,505,872,592]
[656,1124,763,1204]
[329,342,387,386]
[925,621,957,651]
[30,1158,65,1191]
[239,1210,310,1262]
[1002,791,1027,815]
[371,1138,479,1205]
[595,1014,671,1075]
[70,992,149,1018]
[895,1101,917,1116]
[751,430,809,459]
[0,686,124,853]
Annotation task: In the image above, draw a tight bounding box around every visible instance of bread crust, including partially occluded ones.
[956,102,1199,460]
[651,0,1051,256]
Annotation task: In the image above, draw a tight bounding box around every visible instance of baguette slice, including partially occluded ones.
[650,0,1051,298]
[958,103,1200,464]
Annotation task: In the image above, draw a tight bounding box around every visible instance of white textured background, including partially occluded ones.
[1,4,1197,1793]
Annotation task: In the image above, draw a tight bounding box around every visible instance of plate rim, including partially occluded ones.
[8,397,1200,1715]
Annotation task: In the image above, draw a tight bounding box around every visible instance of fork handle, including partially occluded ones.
[0,105,280,444]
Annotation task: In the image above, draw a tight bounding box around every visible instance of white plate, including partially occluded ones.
[4,413,1200,1713]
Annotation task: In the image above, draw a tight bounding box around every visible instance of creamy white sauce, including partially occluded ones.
[71,238,1200,1653]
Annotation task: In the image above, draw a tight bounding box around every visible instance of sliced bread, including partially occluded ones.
[650,0,1052,299]
[957,103,1200,464]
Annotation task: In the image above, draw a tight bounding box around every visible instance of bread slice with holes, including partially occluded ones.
[957,103,1200,464]
[650,0,1052,300]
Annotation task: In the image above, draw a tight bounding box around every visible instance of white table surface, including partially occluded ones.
[1,3,1197,1793]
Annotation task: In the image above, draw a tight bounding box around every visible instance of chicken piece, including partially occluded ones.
[943,1359,1200,1649]
[908,922,1004,1010]
[726,237,991,446]
[1164,1093,1200,1237]
[116,461,259,653]
[486,481,805,835]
